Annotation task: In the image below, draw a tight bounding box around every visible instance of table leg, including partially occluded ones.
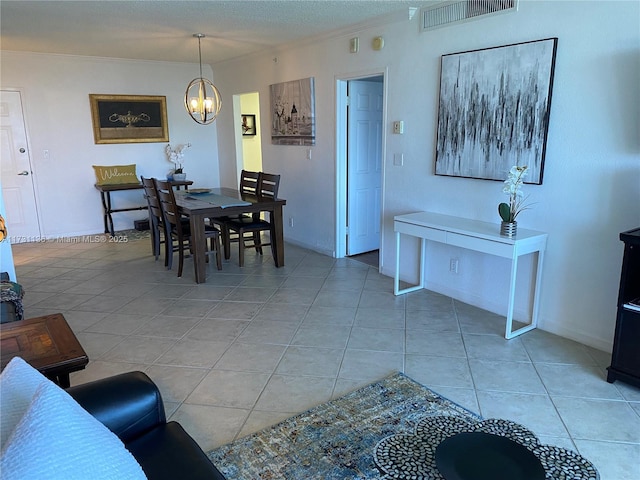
[105,191,115,236]
[530,250,545,328]
[99,191,110,235]
[394,232,425,296]
[505,253,537,339]
[190,213,207,283]
[271,205,285,267]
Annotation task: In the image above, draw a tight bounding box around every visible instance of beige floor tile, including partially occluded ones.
[536,363,623,399]
[237,410,297,439]
[215,342,286,372]
[186,370,270,408]
[405,355,473,389]
[406,331,465,357]
[469,359,547,394]
[477,391,570,438]
[354,307,405,329]
[207,301,262,320]
[58,310,108,332]
[552,396,640,443]
[358,290,406,310]
[313,289,361,308]
[463,333,530,361]
[269,287,320,305]
[339,349,403,380]
[276,346,344,377]
[303,305,357,325]
[146,365,209,403]
[252,303,308,323]
[573,439,640,480]
[134,314,201,338]
[237,320,299,345]
[406,309,459,332]
[75,331,127,359]
[521,330,599,365]
[84,312,152,335]
[116,296,176,315]
[347,326,404,352]
[156,338,231,368]
[292,324,352,348]
[169,404,250,451]
[101,335,176,364]
[69,360,147,385]
[186,318,249,343]
[254,374,335,413]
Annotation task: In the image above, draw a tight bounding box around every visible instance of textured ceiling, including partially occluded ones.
[0,1,431,65]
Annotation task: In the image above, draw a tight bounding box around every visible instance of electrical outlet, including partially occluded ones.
[449,258,459,274]
[289,217,294,227]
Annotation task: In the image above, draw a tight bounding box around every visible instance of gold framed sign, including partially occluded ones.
[89,94,169,144]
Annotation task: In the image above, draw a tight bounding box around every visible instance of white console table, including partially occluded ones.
[394,212,548,339]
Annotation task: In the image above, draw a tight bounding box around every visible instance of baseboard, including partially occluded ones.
[536,320,613,353]
[284,238,335,257]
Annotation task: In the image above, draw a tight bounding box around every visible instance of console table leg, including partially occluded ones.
[99,191,109,234]
[505,254,519,339]
[105,191,115,237]
[395,232,425,296]
[505,253,538,339]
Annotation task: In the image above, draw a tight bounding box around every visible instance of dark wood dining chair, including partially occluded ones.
[141,176,165,263]
[223,172,281,267]
[154,179,223,277]
[209,169,261,258]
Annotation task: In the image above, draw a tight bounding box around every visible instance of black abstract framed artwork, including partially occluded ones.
[435,38,558,184]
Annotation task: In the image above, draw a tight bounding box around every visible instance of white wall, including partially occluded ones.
[211,0,640,351]
[0,52,221,237]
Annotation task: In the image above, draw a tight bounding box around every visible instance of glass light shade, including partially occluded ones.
[184,77,222,125]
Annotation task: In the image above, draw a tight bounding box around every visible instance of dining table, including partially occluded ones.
[174,187,287,283]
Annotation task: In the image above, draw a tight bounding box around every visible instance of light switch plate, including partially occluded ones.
[393,153,404,166]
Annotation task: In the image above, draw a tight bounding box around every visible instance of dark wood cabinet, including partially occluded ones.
[607,227,640,387]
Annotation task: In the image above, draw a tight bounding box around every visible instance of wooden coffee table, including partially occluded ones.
[0,313,88,388]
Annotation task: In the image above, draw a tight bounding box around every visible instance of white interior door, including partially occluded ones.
[0,90,41,241]
[347,80,383,255]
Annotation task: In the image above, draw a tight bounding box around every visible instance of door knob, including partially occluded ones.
[19,148,26,153]
[17,171,29,176]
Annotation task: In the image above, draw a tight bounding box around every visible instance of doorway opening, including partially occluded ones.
[233,92,263,183]
[335,72,387,269]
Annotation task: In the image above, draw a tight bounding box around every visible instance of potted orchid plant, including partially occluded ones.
[498,165,530,237]
[165,143,191,180]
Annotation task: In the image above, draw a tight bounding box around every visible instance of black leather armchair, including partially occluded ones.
[67,371,226,480]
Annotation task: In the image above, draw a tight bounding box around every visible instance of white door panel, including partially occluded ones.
[347,80,382,255]
[0,90,40,241]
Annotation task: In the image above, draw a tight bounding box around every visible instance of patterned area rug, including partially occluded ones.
[207,372,479,479]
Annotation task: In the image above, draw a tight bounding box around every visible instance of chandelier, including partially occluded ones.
[184,33,222,125]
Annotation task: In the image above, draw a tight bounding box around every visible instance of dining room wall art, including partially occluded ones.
[270,77,315,146]
[241,114,257,136]
[434,38,558,184]
[89,94,169,144]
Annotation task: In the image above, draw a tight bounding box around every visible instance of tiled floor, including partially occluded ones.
[11,233,640,479]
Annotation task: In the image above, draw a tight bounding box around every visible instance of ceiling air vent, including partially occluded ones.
[421,0,518,31]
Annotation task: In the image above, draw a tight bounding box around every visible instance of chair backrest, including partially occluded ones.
[239,170,260,195]
[257,172,280,199]
[141,177,163,222]
[154,179,182,233]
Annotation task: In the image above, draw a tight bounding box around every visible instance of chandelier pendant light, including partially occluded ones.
[184,33,222,125]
